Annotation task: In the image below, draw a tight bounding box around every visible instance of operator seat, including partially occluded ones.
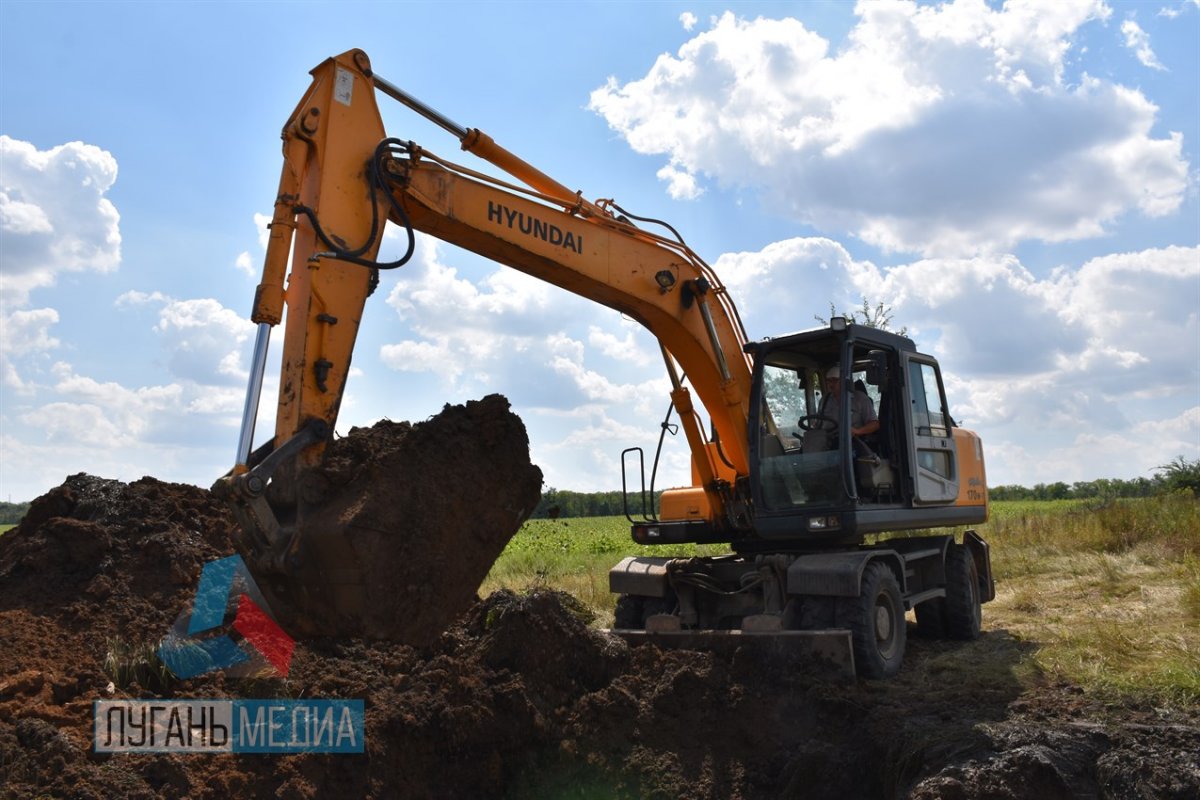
[857,374,896,502]
[855,441,896,503]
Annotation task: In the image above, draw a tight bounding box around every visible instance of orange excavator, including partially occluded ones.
[214,50,993,678]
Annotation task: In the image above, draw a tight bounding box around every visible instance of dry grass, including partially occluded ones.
[102,637,175,693]
[1183,556,1200,623]
[982,494,1199,706]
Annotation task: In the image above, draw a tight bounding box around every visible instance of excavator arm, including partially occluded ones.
[213,49,756,634]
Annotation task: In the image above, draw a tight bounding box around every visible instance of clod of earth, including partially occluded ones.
[248,394,544,643]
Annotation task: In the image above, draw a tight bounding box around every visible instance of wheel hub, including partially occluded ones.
[874,604,893,642]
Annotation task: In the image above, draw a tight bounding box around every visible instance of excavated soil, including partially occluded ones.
[1,404,1198,798]
[248,394,544,642]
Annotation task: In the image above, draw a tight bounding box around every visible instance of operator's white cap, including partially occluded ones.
[825,367,840,379]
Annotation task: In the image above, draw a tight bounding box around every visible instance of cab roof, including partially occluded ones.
[743,322,917,357]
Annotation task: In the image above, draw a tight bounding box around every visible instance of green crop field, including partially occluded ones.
[481,516,728,617]
[483,494,1200,707]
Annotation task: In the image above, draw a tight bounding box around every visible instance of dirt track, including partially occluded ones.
[1,431,1198,797]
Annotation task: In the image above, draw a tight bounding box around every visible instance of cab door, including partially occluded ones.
[903,355,959,504]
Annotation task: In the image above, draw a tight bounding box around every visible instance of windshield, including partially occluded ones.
[756,358,845,509]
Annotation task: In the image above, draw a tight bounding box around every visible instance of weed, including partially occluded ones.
[485,607,501,629]
[1182,570,1200,623]
[103,637,175,694]
[1009,585,1041,614]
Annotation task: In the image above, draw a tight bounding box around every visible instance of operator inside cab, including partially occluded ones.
[803,367,880,452]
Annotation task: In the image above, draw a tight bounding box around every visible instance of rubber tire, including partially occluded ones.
[944,544,982,640]
[838,562,906,679]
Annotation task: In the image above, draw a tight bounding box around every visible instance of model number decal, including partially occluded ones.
[334,67,354,106]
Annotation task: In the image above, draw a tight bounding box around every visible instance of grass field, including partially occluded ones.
[483,494,1200,707]
[481,516,728,617]
[0,524,14,536]
[981,494,1199,705]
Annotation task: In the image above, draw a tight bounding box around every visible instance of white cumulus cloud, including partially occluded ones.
[115,291,256,385]
[710,236,1199,483]
[1,307,60,357]
[235,251,255,276]
[1121,19,1166,70]
[0,307,61,393]
[589,2,1188,256]
[588,322,656,366]
[0,136,121,305]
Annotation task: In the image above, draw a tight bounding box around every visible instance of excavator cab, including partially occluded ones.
[744,319,987,546]
[633,319,988,549]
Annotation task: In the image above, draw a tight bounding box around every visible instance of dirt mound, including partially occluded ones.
[250,394,544,643]
[461,589,631,711]
[909,718,1200,799]
[2,435,1198,797]
[0,473,237,656]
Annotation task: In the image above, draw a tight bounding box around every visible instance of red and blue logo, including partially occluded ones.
[158,555,294,679]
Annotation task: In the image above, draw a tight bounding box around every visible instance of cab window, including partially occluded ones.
[908,361,949,438]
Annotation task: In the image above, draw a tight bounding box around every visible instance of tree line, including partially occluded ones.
[0,502,31,525]
[3,458,1194,525]
[533,458,1198,518]
[532,489,663,519]
[989,478,1158,501]
[990,457,1199,501]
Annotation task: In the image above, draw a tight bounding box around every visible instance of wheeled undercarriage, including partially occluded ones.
[610,532,994,679]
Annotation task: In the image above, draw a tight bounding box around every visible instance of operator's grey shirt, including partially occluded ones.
[804,389,876,452]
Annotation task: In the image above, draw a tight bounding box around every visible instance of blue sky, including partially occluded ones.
[2,0,1198,502]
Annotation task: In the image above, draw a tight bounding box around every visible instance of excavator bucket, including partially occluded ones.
[226,395,543,645]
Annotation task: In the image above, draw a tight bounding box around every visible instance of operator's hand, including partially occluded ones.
[851,420,880,438]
